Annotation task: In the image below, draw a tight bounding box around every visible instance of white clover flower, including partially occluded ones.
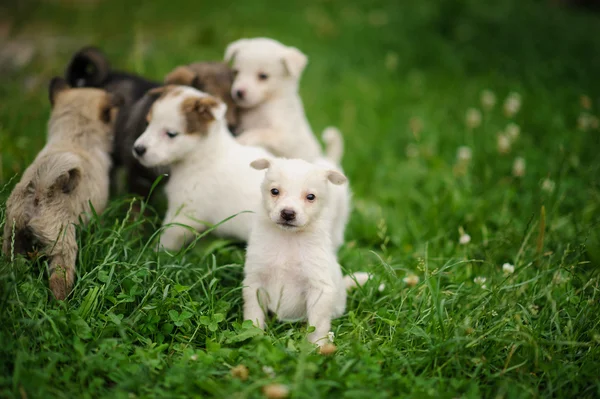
[378,283,386,292]
[465,108,482,129]
[457,146,472,163]
[491,310,498,317]
[474,276,487,286]
[328,331,335,343]
[262,366,276,378]
[480,90,496,110]
[403,275,420,287]
[190,354,198,361]
[504,92,522,117]
[512,157,526,177]
[405,143,419,158]
[541,178,555,193]
[502,263,515,274]
[505,123,520,140]
[578,113,592,131]
[497,134,511,154]
[459,233,471,245]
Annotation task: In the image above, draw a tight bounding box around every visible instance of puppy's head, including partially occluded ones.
[132,85,227,168]
[48,77,124,139]
[164,62,239,132]
[64,46,111,88]
[251,158,347,232]
[224,38,308,108]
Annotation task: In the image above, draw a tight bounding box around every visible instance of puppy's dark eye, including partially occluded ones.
[232,69,239,77]
[306,194,316,201]
[166,130,179,138]
[258,73,269,81]
[270,188,279,196]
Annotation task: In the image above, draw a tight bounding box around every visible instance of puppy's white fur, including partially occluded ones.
[243,158,368,345]
[132,86,271,250]
[225,37,341,162]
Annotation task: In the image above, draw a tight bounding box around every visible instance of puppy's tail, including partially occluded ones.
[322,127,344,164]
[344,272,372,290]
[36,153,82,194]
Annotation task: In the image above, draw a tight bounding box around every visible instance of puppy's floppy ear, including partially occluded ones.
[281,46,308,78]
[49,77,71,107]
[224,39,248,63]
[250,158,271,170]
[181,95,226,134]
[164,66,197,86]
[65,46,110,87]
[326,170,347,185]
[99,92,124,123]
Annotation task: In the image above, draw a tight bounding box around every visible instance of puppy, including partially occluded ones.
[132,86,271,250]
[2,78,121,300]
[243,158,369,345]
[225,37,342,163]
[66,47,241,199]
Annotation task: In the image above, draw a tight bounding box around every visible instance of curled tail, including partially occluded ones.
[35,153,82,194]
[322,126,344,164]
[344,272,372,290]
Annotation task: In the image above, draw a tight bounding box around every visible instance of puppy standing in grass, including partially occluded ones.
[243,158,369,346]
[132,86,272,250]
[2,78,122,300]
[225,37,343,163]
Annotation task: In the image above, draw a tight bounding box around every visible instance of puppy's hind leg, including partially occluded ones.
[48,225,77,300]
[35,222,78,300]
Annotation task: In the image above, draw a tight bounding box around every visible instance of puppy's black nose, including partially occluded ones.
[133,145,146,157]
[280,209,296,221]
[236,89,245,100]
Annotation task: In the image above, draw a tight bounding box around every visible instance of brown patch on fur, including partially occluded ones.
[49,77,71,107]
[181,96,219,135]
[98,93,124,124]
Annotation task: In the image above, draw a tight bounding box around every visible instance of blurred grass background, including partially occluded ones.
[1,0,600,398]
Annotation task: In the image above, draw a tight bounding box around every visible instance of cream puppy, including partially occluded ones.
[132,85,272,250]
[243,158,369,345]
[225,37,341,163]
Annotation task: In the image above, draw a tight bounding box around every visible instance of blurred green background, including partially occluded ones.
[1,0,599,398]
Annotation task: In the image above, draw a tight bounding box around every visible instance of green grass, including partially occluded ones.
[1,0,600,397]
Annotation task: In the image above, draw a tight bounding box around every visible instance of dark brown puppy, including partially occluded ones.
[65,47,240,200]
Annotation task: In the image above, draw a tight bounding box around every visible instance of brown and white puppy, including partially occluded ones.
[2,78,122,300]
[131,85,271,251]
[65,47,240,200]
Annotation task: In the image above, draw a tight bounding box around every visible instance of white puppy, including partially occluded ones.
[132,85,272,250]
[225,37,342,163]
[243,158,369,345]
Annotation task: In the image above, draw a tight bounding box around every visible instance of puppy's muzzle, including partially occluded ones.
[235,89,245,100]
[133,145,146,157]
[280,209,296,222]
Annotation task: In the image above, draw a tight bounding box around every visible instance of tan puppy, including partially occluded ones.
[2,78,122,300]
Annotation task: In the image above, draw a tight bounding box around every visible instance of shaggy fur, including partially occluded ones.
[132,86,271,250]
[65,47,240,200]
[225,37,343,163]
[243,158,368,345]
[2,78,122,300]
